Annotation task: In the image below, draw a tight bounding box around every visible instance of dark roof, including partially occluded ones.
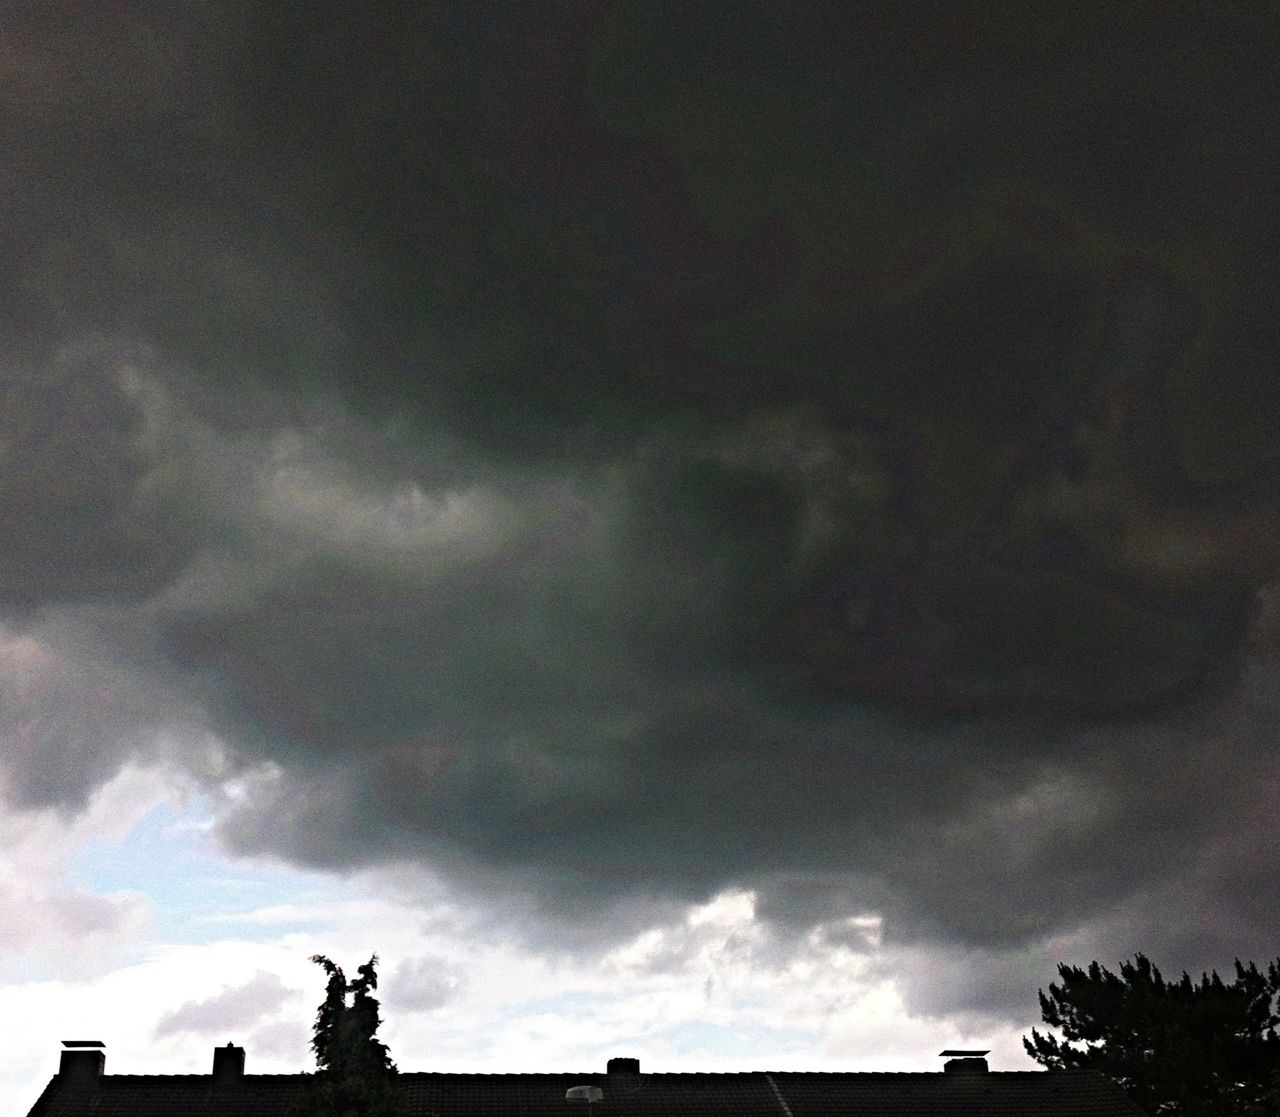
[25,1069,1148,1117]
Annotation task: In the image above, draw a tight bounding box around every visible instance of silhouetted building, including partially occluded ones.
[25,1042,1149,1115]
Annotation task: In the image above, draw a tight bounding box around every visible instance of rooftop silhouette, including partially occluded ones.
[25,1043,1149,1116]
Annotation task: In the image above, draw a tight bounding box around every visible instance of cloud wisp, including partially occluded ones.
[154,970,294,1039]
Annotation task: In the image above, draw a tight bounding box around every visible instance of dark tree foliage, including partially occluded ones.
[1024,953,1280,1116]
[347,956,396,1077]
[291,953,400,1117]
[309,955,348,1074]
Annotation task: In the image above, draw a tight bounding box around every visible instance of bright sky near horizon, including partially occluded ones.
[3,762,1037,1109]
[4,4,1280,1113]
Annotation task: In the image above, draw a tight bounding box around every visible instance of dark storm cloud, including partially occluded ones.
[0,343,210,615]
[5,1,1280,1020]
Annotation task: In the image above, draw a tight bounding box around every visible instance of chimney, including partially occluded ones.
[940,1049,989,1074]
[58,1041,105,1090]
[606,1057,640,1076]
[212,1043,245,1088]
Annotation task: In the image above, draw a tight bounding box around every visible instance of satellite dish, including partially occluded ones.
[566,1085,604,1103]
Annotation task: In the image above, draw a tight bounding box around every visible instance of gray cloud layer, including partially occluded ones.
[154,971,293,1038]
[4,2,1279,1021]
[385,955,463,1013]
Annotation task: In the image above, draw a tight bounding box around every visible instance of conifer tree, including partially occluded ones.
[309,955,348,1074]
[292,953,399,1117]
[1025,953,1280,1116]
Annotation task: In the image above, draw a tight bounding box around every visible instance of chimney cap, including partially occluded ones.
[61,1040,105,1048]
[939,1049,988,1056]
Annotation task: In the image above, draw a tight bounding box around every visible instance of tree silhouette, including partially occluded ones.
[1024,953,1280,1116]
[292,953,399,1117]
[309,955,348,1074]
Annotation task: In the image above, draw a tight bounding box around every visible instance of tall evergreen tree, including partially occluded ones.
[347,956,395,1077]
[292,954,399,1117]
[309,955,348,1074]
[1024,953,1280,1116]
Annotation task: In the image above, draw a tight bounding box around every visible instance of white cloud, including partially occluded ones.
[0,888,151,980]
[0,764,167,981]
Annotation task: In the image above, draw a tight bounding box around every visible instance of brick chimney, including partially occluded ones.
[607,1056,640,1076]
[58,1041,105,1090]
[212,1043,245,1088]
[940,1049,989,1074]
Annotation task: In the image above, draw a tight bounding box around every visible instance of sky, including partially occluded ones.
[3,2,1280,1109]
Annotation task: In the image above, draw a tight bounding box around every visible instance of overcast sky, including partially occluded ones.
[4,3,1280,1110]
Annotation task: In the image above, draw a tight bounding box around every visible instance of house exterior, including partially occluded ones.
[26,1044,1149,1116]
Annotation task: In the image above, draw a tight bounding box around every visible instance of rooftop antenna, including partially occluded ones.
[565,1084,604,1105]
